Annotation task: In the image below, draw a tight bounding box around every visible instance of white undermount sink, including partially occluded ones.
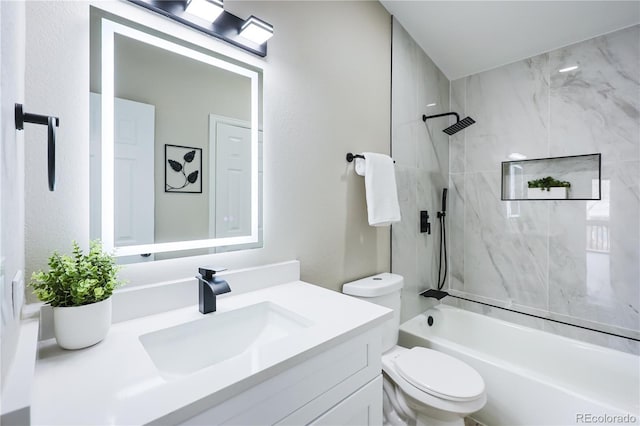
[139,301,313,378]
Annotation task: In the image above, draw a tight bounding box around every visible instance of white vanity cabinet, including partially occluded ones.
[308,376,382,426]
[177,328,383,426]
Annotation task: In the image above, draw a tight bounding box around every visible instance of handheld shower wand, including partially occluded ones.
[436,188,448,290]
[439,188,448,217]
[419,188,449,298]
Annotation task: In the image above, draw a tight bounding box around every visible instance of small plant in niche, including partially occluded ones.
[527,176,571,192]
[30,240,124,307]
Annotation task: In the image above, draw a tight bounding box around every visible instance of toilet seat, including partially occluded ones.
[382,346,486,417]
[394,347,484,402]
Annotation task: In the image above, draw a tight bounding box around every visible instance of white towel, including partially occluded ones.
[354,152,401,227]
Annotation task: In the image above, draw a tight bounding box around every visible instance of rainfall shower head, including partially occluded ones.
[443,117,475,135]
[422,112,476,135]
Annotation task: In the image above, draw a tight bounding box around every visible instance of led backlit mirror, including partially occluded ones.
[90,11,263,262]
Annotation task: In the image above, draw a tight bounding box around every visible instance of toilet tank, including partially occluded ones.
[342,273,403,352]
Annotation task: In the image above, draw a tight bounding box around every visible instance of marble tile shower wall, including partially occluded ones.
[448,25,640,354]
[391,19,450,323]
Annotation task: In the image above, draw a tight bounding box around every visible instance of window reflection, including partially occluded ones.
[586,179,610,298]
[507,164,523,218]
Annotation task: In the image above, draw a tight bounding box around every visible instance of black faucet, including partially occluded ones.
[196,267,231,314]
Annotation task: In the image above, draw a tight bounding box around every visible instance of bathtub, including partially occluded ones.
[399,304,640,426]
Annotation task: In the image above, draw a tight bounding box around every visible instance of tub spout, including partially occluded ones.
[420,288,449,300]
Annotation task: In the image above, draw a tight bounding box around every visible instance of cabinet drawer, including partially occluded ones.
[180,328,382,426]
[311,376,382,426]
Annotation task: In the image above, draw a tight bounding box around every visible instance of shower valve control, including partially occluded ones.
[420,210,431,234]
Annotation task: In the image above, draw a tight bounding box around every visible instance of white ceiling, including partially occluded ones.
[379,1,640,80]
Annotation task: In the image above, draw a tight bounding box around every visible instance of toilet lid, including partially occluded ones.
[394,347,485,402]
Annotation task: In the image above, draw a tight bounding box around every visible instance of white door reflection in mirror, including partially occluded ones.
[209,116,251,240]
[211,128,263,254]
[90,93,156,263]
[113,98,155,250]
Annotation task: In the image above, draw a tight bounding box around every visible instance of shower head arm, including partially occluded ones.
[422,112,460,123]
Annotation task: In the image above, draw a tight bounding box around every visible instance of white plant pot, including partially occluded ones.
[527,187,568,199]
[53,298,112,350]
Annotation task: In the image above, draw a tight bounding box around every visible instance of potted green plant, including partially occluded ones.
[527,176,571,199]
[30,240,124,350]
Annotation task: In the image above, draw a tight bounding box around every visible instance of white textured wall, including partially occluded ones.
[1,0,26,385]
[25,1,90,299]
[25,1,391,296]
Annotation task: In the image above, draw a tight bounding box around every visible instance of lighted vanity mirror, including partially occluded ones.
[90,10,263,262]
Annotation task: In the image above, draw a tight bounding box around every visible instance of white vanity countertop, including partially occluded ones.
[31,281,391,425]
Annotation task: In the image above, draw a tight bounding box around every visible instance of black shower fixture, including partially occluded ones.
[436,188,448,290]
[420,288,449,300]
[422,112,475,135]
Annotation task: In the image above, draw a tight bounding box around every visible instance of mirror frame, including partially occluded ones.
[100,19,260,257]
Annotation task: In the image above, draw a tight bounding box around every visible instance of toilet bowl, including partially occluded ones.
[382,346,486,426]
[342,273,486,426]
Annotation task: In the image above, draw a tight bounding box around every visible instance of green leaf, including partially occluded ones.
[28,239,126,307]
[527,176,571,190]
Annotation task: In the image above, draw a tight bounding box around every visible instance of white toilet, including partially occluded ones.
[343,273,486,426]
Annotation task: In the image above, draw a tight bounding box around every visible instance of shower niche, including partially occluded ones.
[501,153,601,201]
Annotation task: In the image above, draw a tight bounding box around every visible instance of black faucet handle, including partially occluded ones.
[198,267,227,280]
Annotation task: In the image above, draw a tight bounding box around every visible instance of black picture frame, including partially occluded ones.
[165,144,203,193]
